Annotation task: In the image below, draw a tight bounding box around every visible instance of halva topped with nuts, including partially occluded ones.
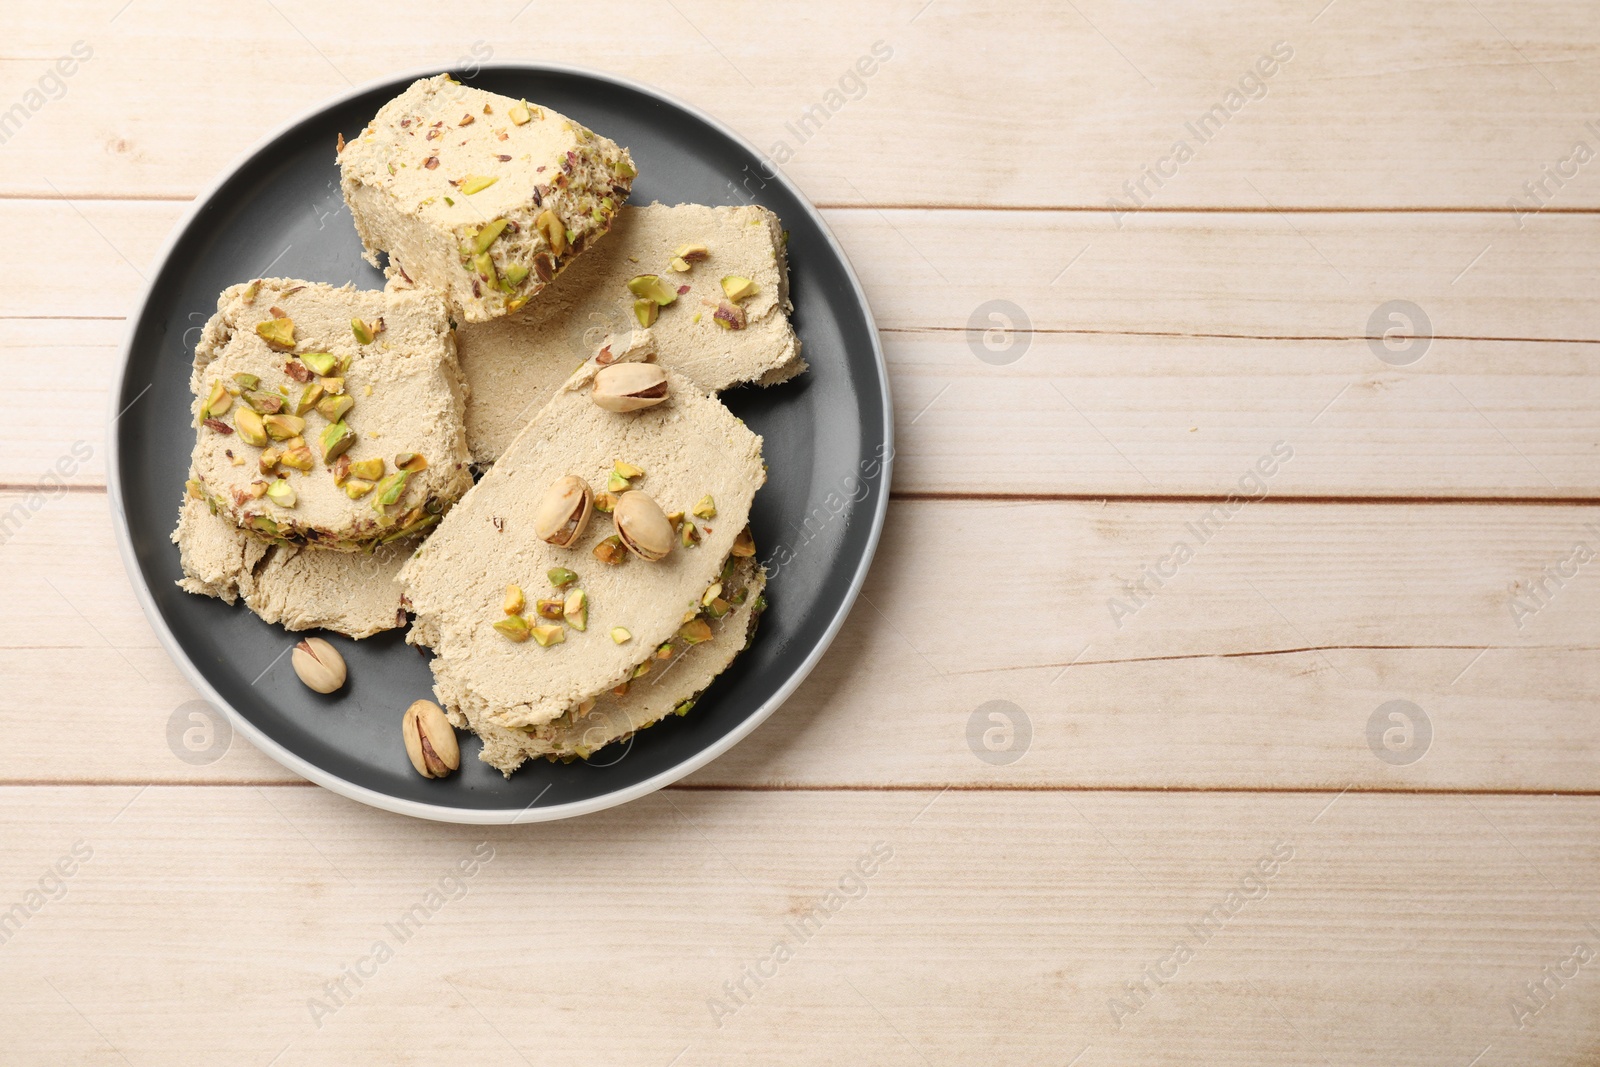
[451,203,804,462]
[399,358,765,735]
[339,74,636,323]
[186,278,473,552]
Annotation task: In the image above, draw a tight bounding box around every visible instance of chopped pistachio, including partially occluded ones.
[320,421,355,462]
[702,582,723,607]
[680,521,701,548]
[606,470,631,492]
[243,390,285,415]
[508,101,532,125]
[347,458,383,481]
[706,597,731,619]
[669,256,691,273]
[721,276,758,302]
[693,494,716,519]
[320,377,346,396]
[713,302,747,330]
[351,318,375,344]
[614,461,645,480]
[343,478,375,499]
[534,597,565,621]
[203,380,233,418]
[626,274,677,306]
[296,384,327,417]
[299,351,338,376]
[530,624,565,647]
[563,589,587,631]
[678,618,712,645]
[503,584,526,616]
[631,660,651,679]
[729,585,749,606]
[593,534,626,565]
[593,492,618,514]
[372,471,410,510]
[279,445,314,471]
[330,453,352,486]
[472,218,510,253]
[258,447,282,475]
[255,317,295,348]
[234,408,269,446]
[501,263,529,288]
[613,157,637,179]
[675,243,710,262]
[656,642,674,660]
[494,614,531,642]
[265,480,297,508]
[395,452,428,473]
[610,627,631,644]
[241,280,262,304]
[731,526,756,557]
[262,414,305,441]
[548,567,579,588]
[233,373,261,390]
[317,394,354,422]
[666,510,685,526]
[673,699,695,717]
[472,251,497,287]
[460,175,499,194]
[633,299,658,327]
[535,209,567,255]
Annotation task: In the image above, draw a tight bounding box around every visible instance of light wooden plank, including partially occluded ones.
[0,786,1596,1064]
[4,1,1600,208]
[22,321,1600,498]
[8,202,1600,339]
[6,493,1597,790]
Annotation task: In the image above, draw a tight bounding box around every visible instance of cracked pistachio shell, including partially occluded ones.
[402,699,460,778]
[612,490,674,562]
[591,363,668,413]
[291,637,346,694]
[534,475,594,547]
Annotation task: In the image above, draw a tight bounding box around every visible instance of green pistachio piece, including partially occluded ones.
[693,494,716,519]
[278,445,314,471]
[343,478,375,499]
[243,390,285,415]
[626,274,677,306]
[548,567,578,588]
[472,218,510,253]
[494,615,531,642]
[472,251,498,288]
[300,352,338,376]
[265,480,297,508]
[460,175,498,194]
[501,263,529,289]
[234,408,268,447]
[262,414,305,440]
[317,394,354,422]
[351,318,375,344]
[294,383,325,417]
[255,317,295,348]
[349,458,385,481]
[232,373,261,390]
[372,471,411,510]
[633,299,658,327]
[320,421,355,462]
[721,276,758,302]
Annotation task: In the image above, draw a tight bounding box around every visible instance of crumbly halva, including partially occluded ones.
[172,495,413,639]
[339,74,636,323]
[457,555,766,775]
[187,278,473,552]
[451,203,804,463]
[399,361,765,731]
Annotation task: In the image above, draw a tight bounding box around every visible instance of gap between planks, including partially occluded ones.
[3,780,1599,796]
[14,483,1600,506]
[6,190,1600,215]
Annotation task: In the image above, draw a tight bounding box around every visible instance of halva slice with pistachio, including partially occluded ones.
[338,73,636,323]
[399,362,765,734]
[172,494,416,639]
[450,203,803,463]
[187,278,473,552]
[456,553,767,775]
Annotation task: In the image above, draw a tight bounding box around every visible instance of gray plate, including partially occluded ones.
[108,64,891,823]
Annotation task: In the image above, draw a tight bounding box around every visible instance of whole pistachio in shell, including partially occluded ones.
[591,363,668,413]
[403,699,460,778]
[612,490,675,562]
[291,637,346,694]
[534,475,594,547]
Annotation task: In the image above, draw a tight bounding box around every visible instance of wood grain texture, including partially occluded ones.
[7,493,1597,790]
[4,1,1600,208]
[5,2,1599,1061]
[1,787,1596,1066]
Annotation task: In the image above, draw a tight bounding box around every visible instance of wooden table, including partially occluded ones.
[4,2,1598,1063]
